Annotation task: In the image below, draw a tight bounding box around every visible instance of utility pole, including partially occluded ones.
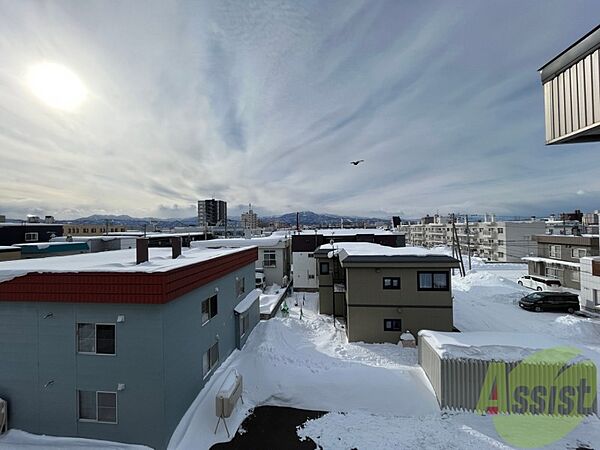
[451,214,465,277]
[451,214,456,276]
[466,214,472,271]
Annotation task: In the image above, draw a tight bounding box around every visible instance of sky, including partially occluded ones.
[1,0,600,220]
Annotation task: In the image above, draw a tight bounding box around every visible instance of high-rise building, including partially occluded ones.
[241,204,258,229]
[197,199,227,227]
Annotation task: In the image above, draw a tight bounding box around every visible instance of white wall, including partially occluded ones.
[292,252,317,290]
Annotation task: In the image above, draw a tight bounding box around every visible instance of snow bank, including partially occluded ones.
[419,330,577,362]
[0,429,150,449]
[168,292,439,449]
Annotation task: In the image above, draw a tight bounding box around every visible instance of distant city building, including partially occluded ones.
[0,222,64,246]
[197,199,227,228]
[523,235,599,290]
[583,211,600,235]
[400,215,545,262]
[0,215,5,223]
[241,204,258,230]
[63,224,127,236]
[539,25,600,145]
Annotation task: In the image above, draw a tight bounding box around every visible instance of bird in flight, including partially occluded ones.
[350,160,364,165]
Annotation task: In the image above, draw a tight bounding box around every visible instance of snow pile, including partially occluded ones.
[168,292,439,449]
[297,411,509,450]
[0,429,150,449]
[419,330,579,362]
[259,284,286,315]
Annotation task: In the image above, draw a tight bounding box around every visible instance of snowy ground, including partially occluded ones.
[0,429,150,449]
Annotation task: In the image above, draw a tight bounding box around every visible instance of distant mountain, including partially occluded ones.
[260,211,389,227]
[66,214,200,229]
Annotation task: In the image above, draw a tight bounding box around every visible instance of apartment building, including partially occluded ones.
[291,229,405,291]
[198,199,227,227]
[401,216,545,262]
[539,25,600,145]
[0,243,259,449]
[314,242,459,343]
[580,257,600,313]
[63,224,127,236]
[523,235,599,290]
[240,204,259,230]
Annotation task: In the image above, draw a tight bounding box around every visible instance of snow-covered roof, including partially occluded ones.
[51,236,135,242]
[191,235,288,250]
[234,289,261,314]
[522,256,581,268]
[13,242,87,249]
[0,246,253,284]
[295,228,399,237]
[419,330,586,362]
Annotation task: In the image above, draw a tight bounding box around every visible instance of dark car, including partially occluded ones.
[518,291,580,313]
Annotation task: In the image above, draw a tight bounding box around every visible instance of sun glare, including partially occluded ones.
[26,62,87,111]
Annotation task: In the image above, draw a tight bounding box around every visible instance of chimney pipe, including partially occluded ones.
[136,238,149,264]
[171,237,182,259]
[296,212,300,232]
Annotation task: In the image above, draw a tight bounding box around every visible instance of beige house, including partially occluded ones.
[315,242,459,344]
[63,224,127,236]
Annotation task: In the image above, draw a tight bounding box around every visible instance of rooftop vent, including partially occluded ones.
[171,237,182,259]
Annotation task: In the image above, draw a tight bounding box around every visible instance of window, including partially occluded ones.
[308,253,314,258]
[263,250,276,267]
[571,270,580,282]
[77,323,115,355]
[240,314,250,338]
[24,232,38,242]
[571,248,587,258]
[497,228,504,234]
[384,319,402,331]
[320,262,330,275]
[417,272,449,291]
[594,289,600,306]
[78,391,117,423]
[498,240,505,246]
[497,252,504,258]
[383,277,400,290]
[201,295,218,324]
[549,245,561,258]
[203,342,219,377]
[308,274,315,279]
[236,277,245,297]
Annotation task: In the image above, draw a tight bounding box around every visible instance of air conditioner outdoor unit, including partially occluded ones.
[214,370,243,437]
[0,397,7,435]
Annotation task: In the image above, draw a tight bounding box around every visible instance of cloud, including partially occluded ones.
[577,190,586,196]
[1,0,600,220]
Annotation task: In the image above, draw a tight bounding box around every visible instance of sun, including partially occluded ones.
[26,62,87,111]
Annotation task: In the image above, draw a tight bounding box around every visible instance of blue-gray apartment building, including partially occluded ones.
[0,242,260,449]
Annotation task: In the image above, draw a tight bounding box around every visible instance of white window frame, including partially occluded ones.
[263,250,277,268]
[77,323,116,356]
[570,270,580,282]
[24,232,38,242]
[594,289,600,306]
[78,390,118,424]
[549,245,562,258]
[571,248,587,258]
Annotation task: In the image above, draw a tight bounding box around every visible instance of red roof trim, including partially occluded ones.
[0,247,258,304]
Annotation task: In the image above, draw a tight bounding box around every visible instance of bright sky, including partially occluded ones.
[1,1,600,220]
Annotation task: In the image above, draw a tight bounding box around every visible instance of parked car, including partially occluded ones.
[255,270,266,290]
[517,275,562,291]
[518,291,579,313]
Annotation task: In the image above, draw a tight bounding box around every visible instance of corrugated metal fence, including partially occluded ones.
[419,339,598,415]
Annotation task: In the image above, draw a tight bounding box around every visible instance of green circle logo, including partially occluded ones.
[476,346,597,448]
